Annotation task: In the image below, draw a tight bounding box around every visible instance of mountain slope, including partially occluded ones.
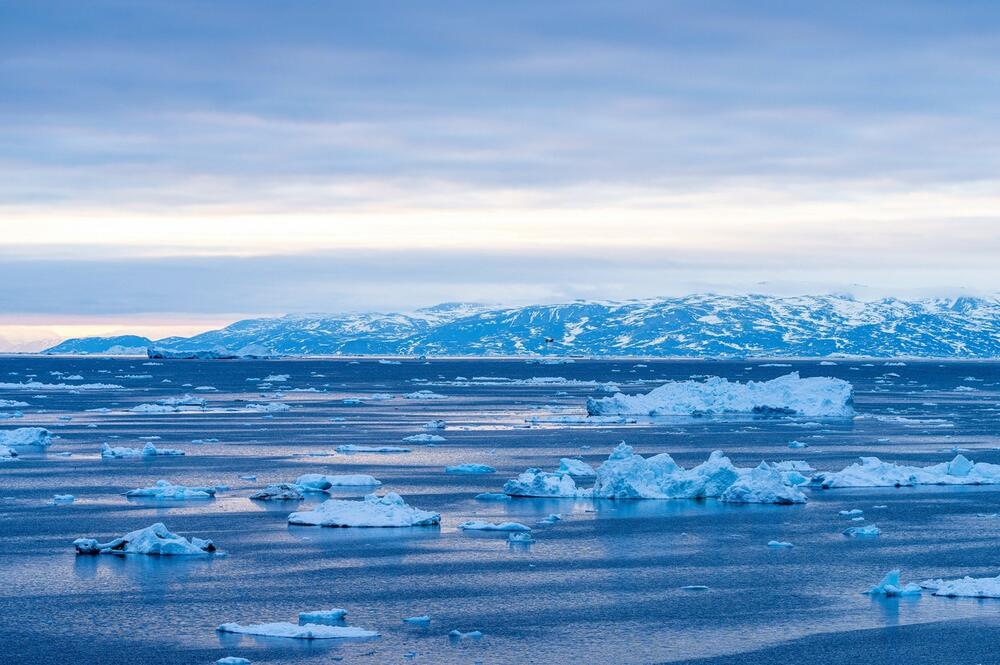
[43,295,1000,358]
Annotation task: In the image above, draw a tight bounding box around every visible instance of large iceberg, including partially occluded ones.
[813,454,1000,489]
[0,427,53,447]
[288,493,440,527]
[503,443,807,504]
[586,372,853,417]
[217,622,377,639]
[124,480,216,500]
[74,523,217,555]
[101,442,185,458]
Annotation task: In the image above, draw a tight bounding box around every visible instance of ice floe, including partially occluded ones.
[244,402,290,412]
[843,524,881,537]
[336,444,410,453]
[287,493,440,527]
[403,433,446,443]
[920,575,1000,598]
[404,390,448,399]
[586,372,853,417]
[813,454,1000,488]
[217,622,377,639]
[458,521,531,531]
[124,480,216,499]
[101,442,185,458]
[216,657,250,664]
[74,523,217,555]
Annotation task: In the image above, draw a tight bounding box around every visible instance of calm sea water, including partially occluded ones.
[2,356,999,664]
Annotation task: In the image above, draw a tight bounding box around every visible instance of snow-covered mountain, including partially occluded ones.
[44,295,1000,358]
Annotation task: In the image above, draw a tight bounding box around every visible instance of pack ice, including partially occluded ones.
[287,493,441,527]
[586,372,853,417]
[73,523,217,555]
[813,454,1000,488]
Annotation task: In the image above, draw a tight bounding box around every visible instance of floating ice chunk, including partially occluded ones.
[244,402,290,412]
[403,433,446,443]
[448,629,483,640]
[586,372,854,417]
[787,441,808,449]
[336,445,410,453]
[217,622,377,640]
[194,386,217,391]
[503,468,584,498]
[298,609,347,624]
[844,524,881,537]
[239,475,256,481]
[458,521,531,531]
[921,575,1000,598]
[537,513,562,525]
[720,462,807,504]
[474,492,512,501]
[814,454,1000,488]
[216,657,250,665]
[557,458,596,477]
[53,494,75,504]
[74,522,217,555]
[867,570,921,596]
[0,381,122,390]
[124,480,216,500]
[840,509,864,517]
[403,615,430,625]
[0,399,28,408]
[423,419,447,430]
[288,493,440,527]
[680,585,709,591]
[0,444,18,461]
[404,390,448,400]
[263,374,289,382]
[295,473,382,490]
[767,540,793,548]
[249,483,304,501]
[0,427,53,447]
[445,464,496,474]
[508,531,534,544]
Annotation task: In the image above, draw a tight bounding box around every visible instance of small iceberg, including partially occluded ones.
[404,390,448,400]
[445,463,496,474]
[295,473,382,490]
[217,622,377,640]
[767,540,793,548]
[288,493,440,528]
[130,403,178,413]
[403,615,431,625]
[53,494,75,504]
[74,523,217,555]
[458,521,531,531]
[298,609,347,624]
[0,445,18,462]
[719,462,807,504]
[124,480,216,500]
[586,372,854,417]
[244,402,290,412]
[0,427,53,447]
[216,658,250,665]
[250,484,304,501]
[423,419,447,429]
[867,570,921,596]
[475,492,511,501]
[403,433,446,443]
[844,524,881,537]
[448,629,483,640]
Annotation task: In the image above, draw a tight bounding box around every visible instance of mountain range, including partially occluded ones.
[43,294,1000,358]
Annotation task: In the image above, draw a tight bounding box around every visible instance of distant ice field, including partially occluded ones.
[1,356,1000,664]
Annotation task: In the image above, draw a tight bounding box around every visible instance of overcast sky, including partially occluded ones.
[3,1,999,349]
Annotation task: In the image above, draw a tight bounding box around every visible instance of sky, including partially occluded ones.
[2,0,1000,350]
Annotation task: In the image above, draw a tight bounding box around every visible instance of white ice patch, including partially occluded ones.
[0,427,53,447]
[295,473,382,490]
[921,575,1000,598]
[867,570,922,596]
[249,483,304,501]
[586,372,853,417]
[287,493,440,527]
[445,464,496,474]
[217,622,376,639]
[101,442,185,458]
[458,521,531,531]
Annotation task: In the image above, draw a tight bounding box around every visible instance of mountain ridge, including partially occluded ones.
[43,294,1000,358]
